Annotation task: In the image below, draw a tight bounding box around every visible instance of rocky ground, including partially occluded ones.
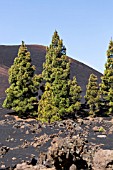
[0,100,113,169]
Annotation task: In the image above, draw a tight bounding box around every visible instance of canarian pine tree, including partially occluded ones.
[67,76,81,116]
[38,31,81,122]
[42,30,61,82]
[3,41,41,117]
[108,88,113,113]
[38,31,69,122]
[100,39,113,114]
[37,82,59,123]
[84,74,100,115]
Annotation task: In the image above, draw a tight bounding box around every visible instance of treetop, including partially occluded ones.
[107,39,113,57]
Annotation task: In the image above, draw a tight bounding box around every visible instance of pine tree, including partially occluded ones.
[38,31,81,122]
[67,76,81,115]
[100,39,113,114]
[84,74,100,115]
[107,38,113,57]
[37,82,59,123]
[42,31,66,82]
[38,31,70,122]
[108,88,113,113]
[3,41,41,117]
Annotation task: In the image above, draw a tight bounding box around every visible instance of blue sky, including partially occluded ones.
[0,0,113,73]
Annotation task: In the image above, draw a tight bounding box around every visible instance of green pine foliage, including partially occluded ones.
[3,41,41,117]
[107,39,113,57]
[38,31,81,122]
[108,88,113,113]
[51,40,70,115]
[42,31,66,83]
[67,76,81,114]
[100,58,113,102]
[84,74,100,115]
[37,82,59,123]
[100,39,113,114]
[38,31,70,122]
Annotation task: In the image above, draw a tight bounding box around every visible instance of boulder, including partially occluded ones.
[38,136,93,170]
[93,149,113,170]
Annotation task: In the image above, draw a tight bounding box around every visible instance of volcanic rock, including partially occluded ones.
[93,149,113,170]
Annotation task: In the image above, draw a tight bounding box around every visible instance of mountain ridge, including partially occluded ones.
[0,44,102,101]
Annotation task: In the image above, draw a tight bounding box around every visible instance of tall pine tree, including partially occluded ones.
[85,74,100,115]
[100,39,113,114]
[38,31,81,122]
[3,41,41,117]
[67,76,81,115]
[38,31,70,122]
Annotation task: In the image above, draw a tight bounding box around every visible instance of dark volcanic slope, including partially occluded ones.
[0,45,102,100]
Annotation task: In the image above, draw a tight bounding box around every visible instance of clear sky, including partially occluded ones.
[0,0,113,73]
